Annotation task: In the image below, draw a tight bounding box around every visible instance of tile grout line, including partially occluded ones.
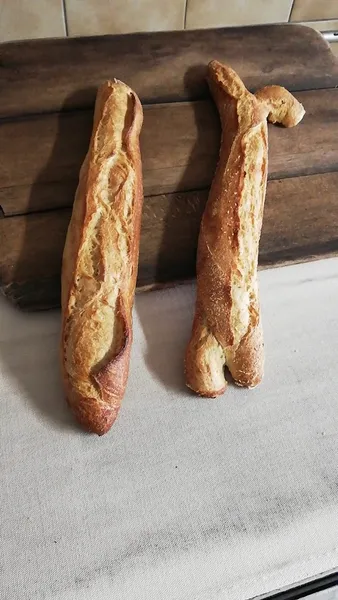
[183,0,188,29]
[61,0,69,37]
[287,0,296,22]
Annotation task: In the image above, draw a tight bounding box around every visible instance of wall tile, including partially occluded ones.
[0,0,65,43]
[291,0,338,22]
[65,0,186,36]
[185,0,293,29]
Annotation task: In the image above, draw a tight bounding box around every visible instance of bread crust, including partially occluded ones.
[61,80,143,434]
[185,61,304,397]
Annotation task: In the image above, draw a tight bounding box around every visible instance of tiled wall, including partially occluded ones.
[0,0,337,56]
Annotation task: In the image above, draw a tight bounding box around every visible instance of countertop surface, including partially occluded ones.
[312,588,338,599]
[1,258,338,600]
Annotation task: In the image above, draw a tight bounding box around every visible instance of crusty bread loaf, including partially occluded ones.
[185,61,305,397]
[61,80,143,434]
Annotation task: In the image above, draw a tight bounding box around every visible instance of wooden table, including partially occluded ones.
[0,24,337,310]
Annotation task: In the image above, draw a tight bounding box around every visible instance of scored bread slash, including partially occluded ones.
[61,80,143,435]
[185,60,305,397]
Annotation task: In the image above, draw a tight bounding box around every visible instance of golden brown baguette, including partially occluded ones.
[61,80,143,435]
[185,61,305,397]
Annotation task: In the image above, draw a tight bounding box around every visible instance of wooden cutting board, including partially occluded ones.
[0,24,338,310]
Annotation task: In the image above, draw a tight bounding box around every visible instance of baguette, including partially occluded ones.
[185,61,305,397]
[61,80,143,435]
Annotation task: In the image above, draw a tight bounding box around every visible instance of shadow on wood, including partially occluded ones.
[3,90,96,429]
[136,66,210,392]
[12,91,95,310]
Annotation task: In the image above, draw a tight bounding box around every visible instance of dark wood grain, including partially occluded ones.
[1,25,337,118]
[0,101,219,201]
[1,172,338,309]
[1,88,338,216]
[0,181,77,217]
[1,26,338,310]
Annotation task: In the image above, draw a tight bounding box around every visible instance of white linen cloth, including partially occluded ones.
[1,258,338,600]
